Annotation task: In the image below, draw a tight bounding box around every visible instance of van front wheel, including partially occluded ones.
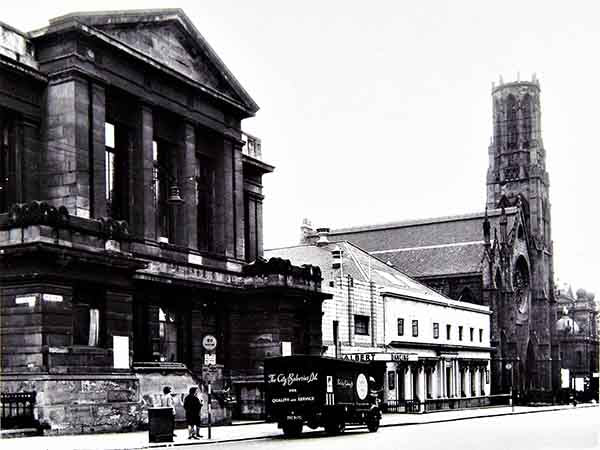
[367,416,380,432]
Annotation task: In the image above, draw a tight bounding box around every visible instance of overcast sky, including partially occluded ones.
[4,1,598,295]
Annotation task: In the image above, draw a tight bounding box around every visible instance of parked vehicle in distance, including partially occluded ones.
[264,355,381,437]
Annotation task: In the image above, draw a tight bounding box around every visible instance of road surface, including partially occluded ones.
[194,407,598,450]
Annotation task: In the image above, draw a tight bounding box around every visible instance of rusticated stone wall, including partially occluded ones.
[0,375,143,434]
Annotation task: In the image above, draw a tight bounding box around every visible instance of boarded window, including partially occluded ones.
[412,320,418,337]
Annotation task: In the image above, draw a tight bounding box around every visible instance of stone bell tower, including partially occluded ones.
[485,75,558,396]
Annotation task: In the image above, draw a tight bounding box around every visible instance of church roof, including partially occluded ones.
[265,240,448,302]
[329,207,518,278]
[30,9,259,116]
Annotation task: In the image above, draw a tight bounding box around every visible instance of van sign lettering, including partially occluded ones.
[267,372,318,386]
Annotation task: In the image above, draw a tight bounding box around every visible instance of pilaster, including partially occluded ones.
[233,140,245,260]
[90,82,106,218]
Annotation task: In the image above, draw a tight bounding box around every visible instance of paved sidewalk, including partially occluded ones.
[1,403,596,450]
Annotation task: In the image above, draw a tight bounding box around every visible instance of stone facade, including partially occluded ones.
[0,10,328,434]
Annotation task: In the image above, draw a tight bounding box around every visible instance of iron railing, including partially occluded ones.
[0,392,38,429]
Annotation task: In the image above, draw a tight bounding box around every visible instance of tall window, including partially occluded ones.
[72,288,104,346]
[459,326,463,341]
[397,318,404,336]
[479,329,483,342]
[0,117,13,213]
[159,307,178,362]
[471,369,477,396]
[433,322,439,339]
[412,320,418,337]
[354,315,369,336]
[105,122,129,220]
[470,327,474,341]
[153,139,174,242]
[446,324,451,340]
[196,155,215,252]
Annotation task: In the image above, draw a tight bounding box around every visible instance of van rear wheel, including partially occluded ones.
[282,421,303,437]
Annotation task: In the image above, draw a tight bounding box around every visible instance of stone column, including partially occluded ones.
[404,366,412,400]
[90,82,106,218]
[176,121,197,249]
[466,368,470,396]
[439,359,445,398]
[417,366,425,409]
[132,104,156,240]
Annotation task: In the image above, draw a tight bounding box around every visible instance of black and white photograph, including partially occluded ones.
[0,1,598,449]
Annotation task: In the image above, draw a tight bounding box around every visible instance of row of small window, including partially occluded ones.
[397,318,484,342]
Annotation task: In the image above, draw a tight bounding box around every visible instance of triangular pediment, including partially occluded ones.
[54,9,258,114]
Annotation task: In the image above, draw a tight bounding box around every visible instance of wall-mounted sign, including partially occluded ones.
[42,293,63,302]
[15,295,37,307]
[113,335,130,369]
[341,352,418,363]
[202,335,217,352]
[204,353,216,366]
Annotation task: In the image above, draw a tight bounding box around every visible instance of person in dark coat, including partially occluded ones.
[183,386,203,439]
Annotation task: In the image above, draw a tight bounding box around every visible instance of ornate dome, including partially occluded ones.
[576,288,587,299]
[555,315,579,335]
[586,291,595,302]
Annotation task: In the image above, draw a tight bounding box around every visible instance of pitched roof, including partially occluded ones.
[265,240,451,302]
[31,9,258,116]
[328,208,518,278]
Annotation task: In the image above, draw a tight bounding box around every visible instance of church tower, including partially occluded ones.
[485,76,558,396]
[487,76,551,251]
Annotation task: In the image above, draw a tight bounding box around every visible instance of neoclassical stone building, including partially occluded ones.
[0,10,327,433]
[313,77,561,400]
[554,285,598,399]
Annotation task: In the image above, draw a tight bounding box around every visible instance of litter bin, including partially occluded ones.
[148,407,174,443]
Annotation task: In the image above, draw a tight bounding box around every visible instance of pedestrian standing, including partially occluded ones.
[161,386,177,438]
[183,386,203,439]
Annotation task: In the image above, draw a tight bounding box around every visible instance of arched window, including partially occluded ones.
[506,95,518,149]
[495,270,503,290]
[494,99,502,146]
[521,94,532,148]
[514,256,530,289]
